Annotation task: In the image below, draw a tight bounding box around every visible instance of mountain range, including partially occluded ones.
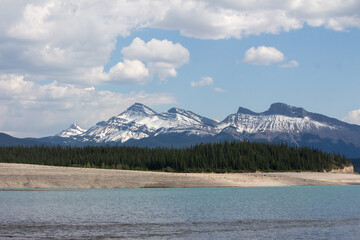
[1,102,360,158]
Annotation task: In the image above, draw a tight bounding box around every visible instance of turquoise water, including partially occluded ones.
[1,186,360,239]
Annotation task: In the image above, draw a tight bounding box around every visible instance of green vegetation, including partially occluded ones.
[0,141,351,172]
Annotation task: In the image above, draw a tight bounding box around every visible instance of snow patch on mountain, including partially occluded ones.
[73,103,217,143]
[56,124,86,138]
[218,114,336,134]
[54,103,359,151]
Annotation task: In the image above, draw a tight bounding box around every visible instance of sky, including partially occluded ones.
[1,0,360,137]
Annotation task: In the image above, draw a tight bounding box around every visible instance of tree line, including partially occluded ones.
[0,141,351,172]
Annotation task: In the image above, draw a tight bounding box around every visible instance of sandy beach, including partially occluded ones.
[0,163,359,189]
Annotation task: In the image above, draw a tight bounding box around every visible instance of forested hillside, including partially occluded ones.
[0,141,351,172]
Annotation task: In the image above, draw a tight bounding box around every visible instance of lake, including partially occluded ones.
[1,186,360,239]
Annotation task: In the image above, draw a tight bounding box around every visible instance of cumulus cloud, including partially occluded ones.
[108,60,150,84]
[0,1,359,84]
[343,109,360,125]
[0,74,177,137]
[190,77,214,87]
[280,60,299,68]
[0,1,169,84]
[243,46,285,66]
[122,38,190,81]
[81,37,189,84]
[83,60,150,85]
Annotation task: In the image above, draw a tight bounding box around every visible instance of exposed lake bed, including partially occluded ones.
[1,163,360,189]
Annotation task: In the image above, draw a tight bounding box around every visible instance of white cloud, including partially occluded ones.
[7,2,55,40]
[154,1,303,39]
[343,109,360,125]
[81,37,188,85]
[76,61,151,86]
[280,60,299,68]
[214,87,226,93]
[243,46,285,66]
[108,59,150,85]
[154,0,360,39]
[83,60,150,85]
[0,74,177,137]
[0,1,169,84]
[191,77,214,87]
[122,38,190,81]
[82,66,111,84]
[0,1,359,84]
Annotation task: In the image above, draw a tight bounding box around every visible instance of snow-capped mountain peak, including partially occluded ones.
[167,107,217,126]
[237,102,309,118]
[59,103,219,144]
[167,107,185,114]
[264,102,307,118]
[56,123,86,138]
[219,102,340,135]
[123,103,157,116]
[113,103,158,124]
[52,103,360,157]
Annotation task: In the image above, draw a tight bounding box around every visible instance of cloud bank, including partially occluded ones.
[1,0,359,84]
[0,74,176,137]
[82,37,190,85]
[122,38,190,81]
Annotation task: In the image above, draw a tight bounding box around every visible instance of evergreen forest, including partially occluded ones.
[0,141,351,172]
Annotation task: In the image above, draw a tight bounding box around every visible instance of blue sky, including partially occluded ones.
[113,26,360,120]
[0,1,360,137]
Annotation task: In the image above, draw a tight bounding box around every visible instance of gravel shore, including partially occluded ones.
[1,163,359,189]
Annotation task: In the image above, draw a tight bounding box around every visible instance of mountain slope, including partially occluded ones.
[74,103,218,144]
[48,102,360,157]
[2,102,360,158]
[56,124,87,138]
[217,103,360,157]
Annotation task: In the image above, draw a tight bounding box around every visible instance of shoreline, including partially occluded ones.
[1,163,360,189]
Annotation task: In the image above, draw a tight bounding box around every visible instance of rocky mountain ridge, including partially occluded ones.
[1,102,360,158]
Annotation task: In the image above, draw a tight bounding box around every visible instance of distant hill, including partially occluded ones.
[0,133,51,147]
